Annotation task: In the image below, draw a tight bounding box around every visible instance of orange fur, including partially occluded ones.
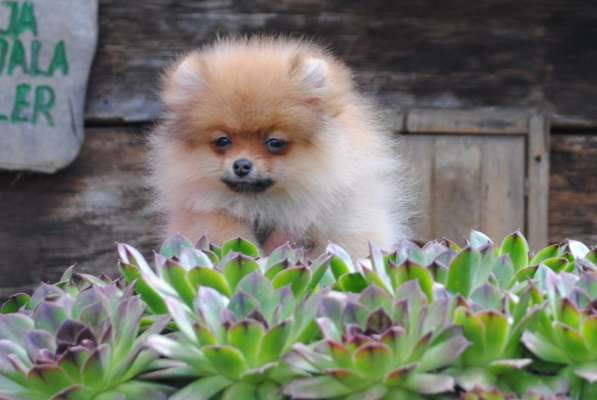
[148,36,411,256]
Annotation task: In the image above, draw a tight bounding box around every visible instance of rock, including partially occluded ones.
[0,0,98,173]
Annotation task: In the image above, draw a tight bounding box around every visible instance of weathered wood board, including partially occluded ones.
[0,127,156,298]
[550,134,597,246]
[403,135,526,243]
[401,109,549,250]
[86,0,597,127]
[0,0,98,173]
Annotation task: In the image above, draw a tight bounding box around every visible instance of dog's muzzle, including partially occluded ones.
[221,178,274,194]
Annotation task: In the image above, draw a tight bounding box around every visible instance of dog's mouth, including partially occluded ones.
[222,178,274,194]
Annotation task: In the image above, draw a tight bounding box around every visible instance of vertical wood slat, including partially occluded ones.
[399,136,434,240]
[480,137,526,240]
[432,136,483,241]
[404,135,525,242]
[527,114,550,250]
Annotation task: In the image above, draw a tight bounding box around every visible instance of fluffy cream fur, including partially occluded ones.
[148,36,411,256]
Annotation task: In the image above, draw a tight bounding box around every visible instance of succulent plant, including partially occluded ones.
[117,236,334,399]
[1,231,596,399]
[448,284,544,395]
[521,265,597,398]
[0,270,172,399]
[282,281,469,399]
[118,235,332,311]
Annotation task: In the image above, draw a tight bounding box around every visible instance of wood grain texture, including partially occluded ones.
[549,134,597,246]
[399,135,433,240]
[527,114,551,250]
[432,136,483,240]
[402,135,526,243]
[406,108,529,135]
[0,127,158,297]
[480,137,526,241]
[86,0,597,127]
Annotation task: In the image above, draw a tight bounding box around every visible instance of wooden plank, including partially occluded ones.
[527,114,550,250]
[406,108,529,135]
[398,135,434,240]
[0,126,157,297]
[549,134,597,246]
[431,136,483,242]
[480,137,526,240]
[85,0,597,127]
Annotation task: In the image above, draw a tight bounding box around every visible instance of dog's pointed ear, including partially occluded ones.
[301,57,327,91]
[162,53,204,111]
[291,55,328,101]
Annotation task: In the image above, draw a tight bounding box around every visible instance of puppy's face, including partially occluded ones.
[157,43,350,200]
[207,130,289,194]
[182,112,328,198]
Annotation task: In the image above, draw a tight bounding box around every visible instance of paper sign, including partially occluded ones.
[0,0,98,172]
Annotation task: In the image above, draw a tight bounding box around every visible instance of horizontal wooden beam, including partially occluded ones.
[84,0,597,128]
[405,108,530,135]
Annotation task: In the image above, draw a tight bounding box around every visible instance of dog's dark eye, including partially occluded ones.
[265,138,288,154]
[214,136,232,149]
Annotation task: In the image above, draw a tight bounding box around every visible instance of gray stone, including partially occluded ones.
[0,0,98,173]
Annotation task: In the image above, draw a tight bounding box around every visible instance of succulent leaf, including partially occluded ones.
[418,332,469,371]
[160,234,195,258]
[390,260,434,302]
[228,319,265,367]
[222,237,260,258]
[120,263,168,314]
[1,293,31,314]
[171,376,232,400]
[327,244,356,278]
[469,230,493,251]
[338,272,368,293]
[271,266,311,297]
[446,247,481,297]
[187,267,232,297]
[258,320,291,365]
[283,376,353,398]
[222,254,261,290]
[500,232,529,271]
[203,345,249,379]
[402,372,455,395]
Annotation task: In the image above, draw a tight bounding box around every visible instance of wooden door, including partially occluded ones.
[396,109,549,249]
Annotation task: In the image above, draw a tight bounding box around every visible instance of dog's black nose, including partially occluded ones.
[233,159,253,177]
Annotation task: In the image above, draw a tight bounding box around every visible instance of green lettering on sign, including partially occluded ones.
[48,41,68,76]
[11,83,31,123]
[7,38,27,75]
[0,38,7,73]
[29,39,43,76]
[0,1,19,36]
[16,2,37,37]
[32,85,55,126]
[0,1,37,37]
[0,1,71,128]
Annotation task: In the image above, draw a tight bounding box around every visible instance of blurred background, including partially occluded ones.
[0,1,595,296]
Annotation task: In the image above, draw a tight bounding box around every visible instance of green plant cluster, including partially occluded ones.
[1,231,596,399]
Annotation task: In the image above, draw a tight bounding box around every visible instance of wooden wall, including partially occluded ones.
[1,0,596,295]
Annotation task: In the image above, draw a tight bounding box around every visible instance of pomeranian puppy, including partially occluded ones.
[149,36,410,256]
